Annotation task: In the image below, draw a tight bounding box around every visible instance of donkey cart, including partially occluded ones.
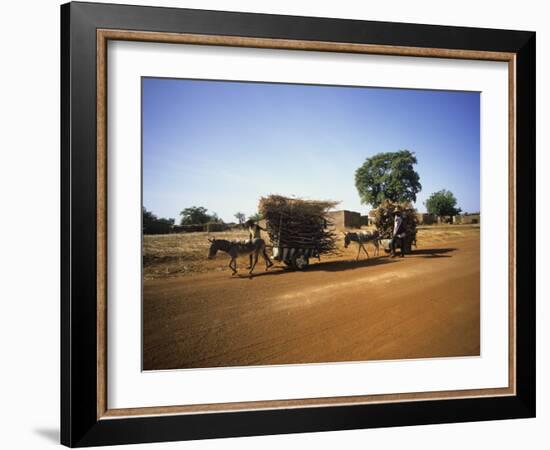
[259,195,338,271]
[380,233,416,255]
[272,245,320,270]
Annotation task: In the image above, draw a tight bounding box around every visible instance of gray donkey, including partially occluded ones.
[344,231,380,260]
[207,238,273,276]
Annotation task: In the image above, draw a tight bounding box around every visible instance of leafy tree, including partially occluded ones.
[142,207,175,234]
[142,207,157,227]
[209,212,224,224]
[425,189,461,219]
[179,206,214,225]
[248,212,263,222]
[234,212,246,225]
[355,150,422,208]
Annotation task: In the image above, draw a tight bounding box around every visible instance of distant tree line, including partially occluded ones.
[179,206,223,226]
[142,207,175,235]
[143,206,264,235]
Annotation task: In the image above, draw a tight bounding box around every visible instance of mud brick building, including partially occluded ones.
[453,213,480,224]
[328,210,362,229]
[416,213,437,225]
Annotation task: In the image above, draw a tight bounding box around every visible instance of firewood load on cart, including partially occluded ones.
[258,195,339,270]
[372,200,418,254]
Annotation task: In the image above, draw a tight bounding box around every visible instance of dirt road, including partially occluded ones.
[143,234,480,370]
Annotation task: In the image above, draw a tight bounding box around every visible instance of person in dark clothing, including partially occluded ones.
[390,212,406,258]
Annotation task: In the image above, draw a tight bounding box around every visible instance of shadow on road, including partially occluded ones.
[235,256,398,279]
[232,248,457,278]
[410,248,456,258]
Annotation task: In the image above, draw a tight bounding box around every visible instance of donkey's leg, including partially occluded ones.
[362,243,370,258]
[356,244,361,261]
[247,254,252,270]
[229,251,238,275]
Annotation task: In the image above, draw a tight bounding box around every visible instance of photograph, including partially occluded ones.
[141,77,481,371]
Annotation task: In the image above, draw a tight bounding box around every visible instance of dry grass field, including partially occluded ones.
[143,229,251,279]
[143,224,480,279]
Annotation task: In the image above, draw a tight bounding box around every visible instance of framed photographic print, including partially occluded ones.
[61,1,536,447]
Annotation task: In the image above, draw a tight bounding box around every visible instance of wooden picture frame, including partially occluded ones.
[61,2,535,447]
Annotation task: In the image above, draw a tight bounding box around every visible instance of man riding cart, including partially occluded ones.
[373,200,417,256]
[390,211,406,257]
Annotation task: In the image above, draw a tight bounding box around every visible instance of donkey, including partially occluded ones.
[344,231,380,261]
[207,238,273,276]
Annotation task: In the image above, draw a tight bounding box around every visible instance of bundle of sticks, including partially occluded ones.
[258,195,339,253]
[372,199,418,240]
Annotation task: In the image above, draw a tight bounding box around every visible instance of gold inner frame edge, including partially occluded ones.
[96,29,517,420]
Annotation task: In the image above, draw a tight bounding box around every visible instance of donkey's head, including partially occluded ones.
[343,232,352,248]
[207,238,218,259]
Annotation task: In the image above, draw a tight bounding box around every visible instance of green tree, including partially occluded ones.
[179,206,214,225]
[248,212,263,222]
[234,212,246,225]
[142,207,157,229]
[142,207,175,234]
[209,212,224,224]
[425,190,461,220]
[355,150,422,207]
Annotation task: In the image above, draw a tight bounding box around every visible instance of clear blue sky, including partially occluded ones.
[142,77,480,223]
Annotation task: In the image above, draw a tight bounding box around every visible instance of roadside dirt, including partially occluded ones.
[143,230,480,370]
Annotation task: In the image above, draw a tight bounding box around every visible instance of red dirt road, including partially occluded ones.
[143,235,480,370]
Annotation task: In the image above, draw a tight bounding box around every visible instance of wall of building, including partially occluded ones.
[416,213,437,225]
[328,210,362,229]
[454,214,481,225]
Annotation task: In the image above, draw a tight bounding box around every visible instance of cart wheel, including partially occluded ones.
[293,254,309,270]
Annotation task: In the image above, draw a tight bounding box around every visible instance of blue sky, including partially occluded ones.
[142,77,480,223]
